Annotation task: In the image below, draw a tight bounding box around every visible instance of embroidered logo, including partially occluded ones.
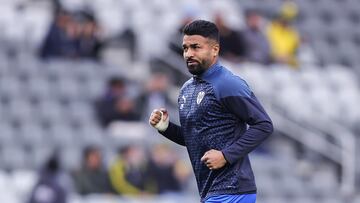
[180,95,186,110]
[197,91,205,104]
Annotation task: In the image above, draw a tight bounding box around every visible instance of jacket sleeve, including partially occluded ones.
[159,122,186,146]
[221,94,273,164]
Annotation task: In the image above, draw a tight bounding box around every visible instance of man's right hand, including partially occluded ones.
[149,108,169,132]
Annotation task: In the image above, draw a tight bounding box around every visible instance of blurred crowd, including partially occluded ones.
[39,5,136,62]
[28,144,191,203]
[39,9,103,61]
[94,72,174,128]
[169,0,300,68]
[39,1,301,67]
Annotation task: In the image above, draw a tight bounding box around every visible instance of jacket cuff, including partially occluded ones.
[221,149,236,165]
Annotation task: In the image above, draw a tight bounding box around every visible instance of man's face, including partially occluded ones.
[182,35,219,75]
[86,150,101,170]
[247,13,261,30]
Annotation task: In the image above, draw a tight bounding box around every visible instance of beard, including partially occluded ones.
[186,58,208,75]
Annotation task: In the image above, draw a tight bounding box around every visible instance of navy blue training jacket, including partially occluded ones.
[160,62,273,201]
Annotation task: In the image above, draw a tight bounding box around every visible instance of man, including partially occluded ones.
[242,9,271,65]
[109,145,155,195]
[266,1,300,67]
[95,77,140,127]
[28,154,67,203]
[72,146,114,195]
[214,13,247,63]
[39,9,77,59]
[149,20,273,203]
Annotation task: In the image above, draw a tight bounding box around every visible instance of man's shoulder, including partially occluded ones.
[209,66,252,99]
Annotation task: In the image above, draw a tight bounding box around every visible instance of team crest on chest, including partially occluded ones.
[197,91,205,104]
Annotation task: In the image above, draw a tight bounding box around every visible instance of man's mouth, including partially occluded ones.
[187,59,199,66]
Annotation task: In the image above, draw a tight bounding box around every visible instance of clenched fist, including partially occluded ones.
[201,149,227,170]
[149,108,169,132]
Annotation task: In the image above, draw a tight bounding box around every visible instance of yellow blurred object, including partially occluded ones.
[266,21,300,67]
[280,1,298,21]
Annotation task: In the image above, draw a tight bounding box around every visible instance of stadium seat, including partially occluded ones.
[311,40,338,65]
[1,145,28,170]
[54,77,82,102]
[11,170,37,202]
[337,40,360,67]
[77,124,105,147]
[37,99,64,124]
[24,75,51,100]
[19,122,47,147]
[48,122,79,147]
[67,101,96,122]
[60,146,81,171]
[0,122,16,147]
[8,98,34,123]
[0,75,22,99]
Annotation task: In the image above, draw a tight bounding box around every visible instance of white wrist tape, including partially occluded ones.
[154,111,169,132]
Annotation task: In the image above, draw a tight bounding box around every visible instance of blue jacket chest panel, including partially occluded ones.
[178,79,239,149]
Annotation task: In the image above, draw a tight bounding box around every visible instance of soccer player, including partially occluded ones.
[149,20,273,203]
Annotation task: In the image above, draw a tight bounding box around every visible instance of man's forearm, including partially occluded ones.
[222,121,273,164]
[159,122,186,146]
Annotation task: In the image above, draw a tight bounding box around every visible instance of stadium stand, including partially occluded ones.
[0,0,360,203]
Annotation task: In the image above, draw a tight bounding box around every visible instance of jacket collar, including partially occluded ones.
[194,61,221,80]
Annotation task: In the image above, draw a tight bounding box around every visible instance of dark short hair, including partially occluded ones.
[245,8,261,18]
[183,20,219,43]
[108,77,125,88]
[83,145,100,159]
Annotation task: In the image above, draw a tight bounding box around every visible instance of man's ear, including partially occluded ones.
[212,43,220,57]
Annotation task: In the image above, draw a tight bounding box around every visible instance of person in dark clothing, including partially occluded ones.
[40,9,103,61]
[242,9,271,65]
[169,15,195,56]
[28,154,67,203]
[214,14,247,62]
[95,77,140,127]
[39,10,78,59]
[72,146,114,195]
[109,145,155,195]
[148,144,183,194]
[74,11,103,60]
[149,20,273,203]
[137,73,174,120]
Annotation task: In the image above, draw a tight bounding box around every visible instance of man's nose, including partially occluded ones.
[184,49,194,59]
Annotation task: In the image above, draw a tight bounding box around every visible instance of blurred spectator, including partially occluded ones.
[137,73,173,120]
[28,154,67,203]
[95,77,140,127]
[72,146,114,195]
[40,9,103,61]
[168,9,196,56]
[242,9,271,65]
[148,144,189,194]
[39,9,78,59]
[109,145,155,195]
[214,13,247,63]
[74,11,103,60]
[266,1,300,67]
